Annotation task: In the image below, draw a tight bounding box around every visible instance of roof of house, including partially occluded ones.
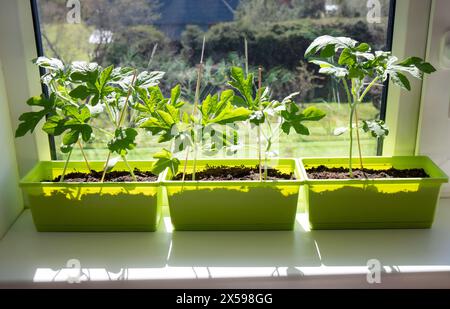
[155,0,240,25]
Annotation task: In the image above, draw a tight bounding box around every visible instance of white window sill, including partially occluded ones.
[1,200,450,288]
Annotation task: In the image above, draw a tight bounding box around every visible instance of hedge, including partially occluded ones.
[182,18,386,70]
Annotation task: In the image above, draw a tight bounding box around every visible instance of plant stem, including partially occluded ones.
[77,141,91,172]
[342,79,354,177]
[100,152,111,183]
[117,71,138,128]
[104,103,117,127]
[93,126,114,137]
[59,148,73,183]
[181,147,190,182]
[264,138,272,181]
[359,76,380,103]
[147,43,158,70]
[244,37,249,76]
[182,36,206,181]
[122,155,137,182]
[101,71,137,183]
[191,36,206,182]
[258,66,263,181]
[348,105,355,178]
[353,103,366,176]
[353,78,372,178]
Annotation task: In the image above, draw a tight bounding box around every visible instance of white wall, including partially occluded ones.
[0,0,50,178]
[0,0,48,235]
[417,0,450,196]
[0,60,23,238]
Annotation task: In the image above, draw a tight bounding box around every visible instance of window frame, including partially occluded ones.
[4,0,431,170]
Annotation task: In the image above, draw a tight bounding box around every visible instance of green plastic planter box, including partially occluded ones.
[299,156,448,230]
[20,161,163,232]
[162,158,301,231]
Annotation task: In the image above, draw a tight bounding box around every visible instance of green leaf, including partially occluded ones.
[305,35,358,57]
[210,106,252,125]
[397,57,436,73]
[69,85,91,100]
[70,68,99,85]
[15,110,48,137]
[391,71,411,91]
[362,120,389,138]
[228,66,254,108]
[170,84,181,105]
[26,94,56,108]
[60,144,73,154]
[63,105,91,123]
[42,115,67,136]
[293,123,310,135]
[16,94,57,138]
[355,43,371,52]
[139,117,166,134]
[309,60,348,78]
[81,125,93,142]
[348,67,365,79]
[200,94,215,118]
[232,95,246,107]
[300,106,327,121]
[320,44,336,58]
[98,65,114,90]
[338,48,356,66]
[151,149,180,175]
[281,103,326,135]
[62,129,80,146]
[107,128,138,156]
[33,57,64,71]
[157,110,175,127]
[135,71,165,89]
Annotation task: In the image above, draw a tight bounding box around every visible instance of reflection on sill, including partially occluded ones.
[33,265,450,283]
[1,201,450,285]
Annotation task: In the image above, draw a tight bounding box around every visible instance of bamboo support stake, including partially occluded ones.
[101,71,138,183]
[258,66,263,181]
[182,36,206,182]
[78,141,91,172]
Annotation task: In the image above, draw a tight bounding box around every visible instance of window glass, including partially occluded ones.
[35,0,394,160]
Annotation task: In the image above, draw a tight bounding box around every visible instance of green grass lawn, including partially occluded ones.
[41,23,94,62]
[59,102,380,161]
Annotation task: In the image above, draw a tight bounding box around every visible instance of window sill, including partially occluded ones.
[1,200,450,288]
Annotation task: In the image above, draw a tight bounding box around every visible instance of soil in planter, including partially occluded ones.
[45,169,158,183]
[306,165,429,180]
[173,165,294,181]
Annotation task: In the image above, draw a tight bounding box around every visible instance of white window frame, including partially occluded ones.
[0,0,435,177]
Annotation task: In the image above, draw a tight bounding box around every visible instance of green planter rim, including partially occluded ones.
[20,160,163,187]
[299,156,449,185]
[162,158,303,186]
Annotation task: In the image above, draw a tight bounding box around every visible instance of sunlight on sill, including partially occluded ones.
[296,213,311,232]
[32,265,450,283]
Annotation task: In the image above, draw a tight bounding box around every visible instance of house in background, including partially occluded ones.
[154,0,240,39]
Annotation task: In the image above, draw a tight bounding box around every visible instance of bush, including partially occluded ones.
[103,25,170,67]
[181,18,382,70]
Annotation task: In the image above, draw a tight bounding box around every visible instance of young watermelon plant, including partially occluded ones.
[298,35,448,231]
[305,35,436,177]
[228,66,326,180]
[138,84,251,180]
[16,58,97,181]
[138,37,251,181]
[17,58,168,232]
[69,62,165,182]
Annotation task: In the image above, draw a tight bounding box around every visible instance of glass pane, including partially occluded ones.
[35,0,393,161]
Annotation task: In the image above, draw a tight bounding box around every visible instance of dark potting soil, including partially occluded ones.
[306,165,429,180]
[46,169,158,183]
[173,165,294,181]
